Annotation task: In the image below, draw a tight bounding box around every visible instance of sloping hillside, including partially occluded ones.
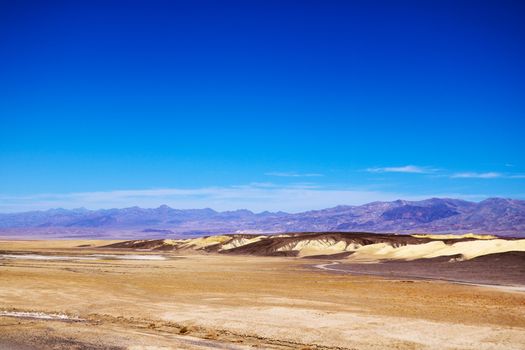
[104,232,525,262]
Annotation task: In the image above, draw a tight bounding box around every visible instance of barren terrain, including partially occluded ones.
[1,239,524,349]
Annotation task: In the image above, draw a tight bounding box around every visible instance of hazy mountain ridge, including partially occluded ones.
[0,198,524,236]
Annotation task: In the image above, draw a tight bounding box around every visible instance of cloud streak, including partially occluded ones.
[366,165,525,180]
[450,172,503,179]
[366,165,435,174]
[265,172,324,177]
[450,172,525,179]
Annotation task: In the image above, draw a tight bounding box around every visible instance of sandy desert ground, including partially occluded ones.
[1,239,525,350]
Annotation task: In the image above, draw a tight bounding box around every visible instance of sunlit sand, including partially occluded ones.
[1,239,524,349]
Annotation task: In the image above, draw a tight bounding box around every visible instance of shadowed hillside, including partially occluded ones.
[104,231,525,261]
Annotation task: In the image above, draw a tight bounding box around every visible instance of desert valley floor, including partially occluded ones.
[0,236,524,349]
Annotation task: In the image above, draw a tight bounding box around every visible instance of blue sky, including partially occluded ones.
[1,0,524,212]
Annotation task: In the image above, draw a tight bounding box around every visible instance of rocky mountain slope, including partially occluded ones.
[1,198,524,236]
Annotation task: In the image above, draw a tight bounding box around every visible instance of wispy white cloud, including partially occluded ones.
[265,172,324,177]
[450,172,525,179]
[366,165,435,174]
[366,165,525,180]
[450,172,503,179]
[0,183,486,213]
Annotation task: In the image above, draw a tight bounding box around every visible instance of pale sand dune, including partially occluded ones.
[117,235,525,262]
[164,235,266,252]
[160,239,178,245]
[268,236,525,260]
[348,239,525,261]
[182,236,227,248]
[220,236,264,250]
[160,236,232,249]
[276,238,356,257]
[411,233,497,240]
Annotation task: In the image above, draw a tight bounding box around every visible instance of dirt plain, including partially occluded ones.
[1,240,524,349]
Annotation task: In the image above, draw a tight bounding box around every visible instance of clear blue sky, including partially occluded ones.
[1,0,524,212]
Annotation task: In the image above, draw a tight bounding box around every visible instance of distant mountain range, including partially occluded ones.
[1,198,524,238]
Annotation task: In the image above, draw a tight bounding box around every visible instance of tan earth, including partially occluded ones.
[1,240,524,349]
